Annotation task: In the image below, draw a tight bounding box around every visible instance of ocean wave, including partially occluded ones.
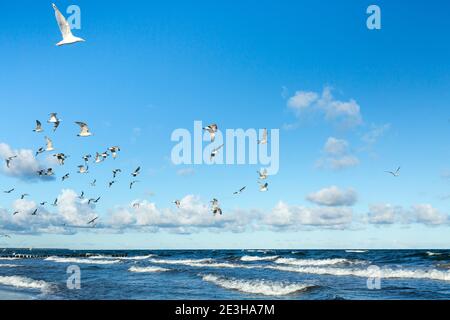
[240,255,279,262]
[268,265,450,282]
[45,257,121,265]
[0,264,20,268]
[275,258,358,267]
[0,276,53,292]
[426,252,443,256]
[89,254,154,261]
[150,258,254,269]
[0,257,19,261]
[202,275,314,296]
[346,250,368,254]
[129,266,170,273]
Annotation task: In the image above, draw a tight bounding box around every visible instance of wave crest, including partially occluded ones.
[129,266,170,273]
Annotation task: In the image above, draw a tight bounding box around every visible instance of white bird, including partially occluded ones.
[108,146,121,159]
[131,167,141,177]
[210,199,223,216]
[386,167,401,177]
[258,128,268,145]
[48,113,60,124]
[95,153,104,163]
[53,153,68,165]
[75,122,92,137]
[52,3,85,46]
[78,165,89,174]
[83,154,92,163]
[257,169,268,180]
[203,124,218,142]
[5,156,17,168]
[174,200,181,208]
[259,182,269,192]
[33,120,43,133]
[210,144,224,161]
[45,137,55,151]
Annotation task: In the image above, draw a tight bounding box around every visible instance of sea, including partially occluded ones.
[0,249,449,300]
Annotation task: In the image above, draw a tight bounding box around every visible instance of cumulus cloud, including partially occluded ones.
[0,142,53,181]
[264,201,353,230]
[307,186,358,207]
[108,195,259,234]
[367,203,449,226]
[316,137,359,170]
[287,87,363,127]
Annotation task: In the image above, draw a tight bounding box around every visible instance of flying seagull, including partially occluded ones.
[87,216,99,225]
[75,122,92,137]
[46,168,55,176]
[54,153,68,165]
[5,156,17,168]
[233,187,246,195]
[88,197,101,205]
[95,152,105,163]
[53,120,60,132]
[12,211,19,216]
[31,208,38,216]
[33,120,43,133]
[45,137,55,151]
[112,169,122,179]
[210,144,224,161]
[108,181,116,188]
[210,199,223,216]
[36,147,45,157]
[48,113,60,124]
[78,165,89,174]
[130,180,139,189]
[82,154,92,163]
[62,173,70,181]
[108,146,121,159]
[52,198,58,206]
[52,3,85,46]
[131,167,141,177]
[174,200,181,208]
[90,179,97,187]
[40,202,47,206]
[257,169,268,180]
[20,194,29,200]
[259,182,269,192]
[4,188,14,194]
[133,203,140,209]
[258,128,268,145]
[386,167,401,177]
[203,124,218,142]
[78,191,85,199]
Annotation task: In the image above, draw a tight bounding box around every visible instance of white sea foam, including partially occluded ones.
[202,275,313,296]
[129,266,170,273]
[45,256,121,265]
[0,257,19,261]
[268,265,450,282]
[0,264,20,268]
[89,254,154,261]
[0,276,53,292]
[150,258,255,269]
[426,252,443,256]
[241,255,279,262]
[275,258,356,267]
[346,250,368,254]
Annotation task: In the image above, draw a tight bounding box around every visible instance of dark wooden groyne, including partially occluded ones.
[0,253,129,260]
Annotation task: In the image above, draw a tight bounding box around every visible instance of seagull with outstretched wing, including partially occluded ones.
[33,120,43,133]
[75,122,92,137]
[52,3,85,46]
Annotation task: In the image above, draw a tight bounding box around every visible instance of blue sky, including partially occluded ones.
[1,0,450,249]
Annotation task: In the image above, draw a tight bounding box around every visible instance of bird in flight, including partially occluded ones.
[12,211,19,216]
[35,147,45,157]
[131,167,141,177]
[52,198,58,207]
[130,180,139,189]
[174,200,181,208]
[210,144,224,162]
[5,156,17,168]
[203,124,218,142]
[45,137,55,151]
[78,165,89,174]
[258,128,268,145]
[109,181,116,188]
[259,182,269,192]
[82,154,92,163]
[62,173,70,181]
[112,169,122,179]
[52,3,85,46]
[95,152,107,163]
[31,208,38,216]
[108,146,121,159]
[257,169,268,180]
[87,217,99,225]
[33,120,44,133]
[20,194,29,200]
[47,113,61,131]
[90,179,97,187]
[210,199,223,216]
[4,188,14,194]
[386,167,401,177]
[233,187,246,195]
[54,153,68,165]
[88,197,101,205]
[40,202,47,206]
[75,122,93,137]
[78,191,85,200]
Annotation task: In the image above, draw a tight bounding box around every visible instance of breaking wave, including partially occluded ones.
[45,257,121,265]
[129,266,170,273]
[241,256,279,262]
[0,276,53,293]
[346,250,368,254]
[275,258,357,267]
[150,258,255,269]
[202,274,314,296]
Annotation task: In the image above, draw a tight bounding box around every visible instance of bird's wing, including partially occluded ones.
[46,137,53,149]
[52,3,73,39]
[75,122,90,134]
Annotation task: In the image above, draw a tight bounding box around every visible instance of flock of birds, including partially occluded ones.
[0,4,402,239]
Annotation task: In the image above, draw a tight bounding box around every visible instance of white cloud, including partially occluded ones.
[307,186,358,207]
[412,204,448,226]
[316,137,359,170]
[368,204,402,224]
[0,143,52,181]
[362,123,391,145]
[287,87,363,127]
[264,201,353,230]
